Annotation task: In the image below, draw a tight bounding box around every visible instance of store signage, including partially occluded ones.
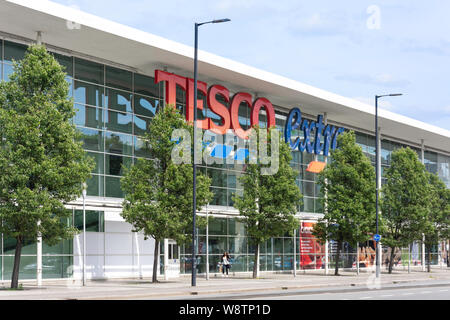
[284,108,345,157]
[155,70,345,156]
[155,70,275,140]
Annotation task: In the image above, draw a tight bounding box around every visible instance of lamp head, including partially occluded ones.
[212,18,231,23]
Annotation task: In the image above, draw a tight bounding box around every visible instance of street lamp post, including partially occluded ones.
[192,18,230,287]
[82,182,87,286]
[375,93,402,278]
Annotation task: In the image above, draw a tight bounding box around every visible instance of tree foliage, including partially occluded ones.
[0,45,93,288]
[120,106,212,282]
[313,131,376,275]
[381,147,430,273]
[422,172,450,271]
[233,126,301,278]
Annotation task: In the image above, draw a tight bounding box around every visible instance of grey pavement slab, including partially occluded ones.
[0,268,449,300]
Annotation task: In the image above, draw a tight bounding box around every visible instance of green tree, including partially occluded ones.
[0,45,93,288]
[381,147,429,273]
[423,172,450,272]
[233,126,301,278]
[313,131,376,276]
[120,106,212,282]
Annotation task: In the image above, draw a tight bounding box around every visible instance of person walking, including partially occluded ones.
[221,252,231,277]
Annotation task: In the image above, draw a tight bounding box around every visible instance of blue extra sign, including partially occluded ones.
[284,108,345,156]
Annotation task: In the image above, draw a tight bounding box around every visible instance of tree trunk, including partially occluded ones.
[334,240,341,276]
[427,244,431,273]
[253,243,260,279]
[11,236,23,289]
[388,246,395,274]
[152,239,160,283]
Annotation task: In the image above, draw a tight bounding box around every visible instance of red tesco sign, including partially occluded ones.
[155,70,276,139]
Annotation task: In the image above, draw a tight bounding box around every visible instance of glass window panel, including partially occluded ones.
[105,110,132,134]
[52,52,73,77]
[134,73,160,98]
[208,236,227,254]
[105,66,131,91]
[74,81,104,107]
[86,174,104,197]
[77,127,104,152]
[73,104,103,129]
[4,41,27,63]
[304,169,315,182]
[134,115,152,136]
[62,256,74,278]
[228,218,246,236]
[176,85,185,104]
[302,152,314,165]
[106,88,132,113]
[303,181,315,197]
[228,189,240,207]
[42,256,63,279]
[105,176,124,198]
[105,154,132,176]
[284,238,294,254]
[3,237,36,255]
[355,132,368,152]
[87,151,104,174]
[105,132,133,156]
[43,241,63,255]
[134,136,152,158]
[74,210,101,232]
[424,151,438,174]
[67,77,73,97]
[273,238,283,254]
[229,254,247,272]
[273,255,283,271]
[303,197,315,213]
[3,256,37,280]
[75,58,104,84]
[134,95,160,118]
[315,198,324,213]
[207,168,228,188]
[3,63,14,81]
[210,187,227,206]
[209,218,227,235]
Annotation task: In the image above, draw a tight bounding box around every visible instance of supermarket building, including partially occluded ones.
[0,0,449,282]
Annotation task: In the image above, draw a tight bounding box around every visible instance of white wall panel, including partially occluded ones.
[105,220,133,233]
[105,233,132,255]
[104,255,133,277]
[73,232,104,255]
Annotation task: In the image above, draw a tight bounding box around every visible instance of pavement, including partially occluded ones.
[0,267,449,300]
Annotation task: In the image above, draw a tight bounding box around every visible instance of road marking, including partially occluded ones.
[360,297,372,299]
[381,295,393,297]
[420,291,432,294]
[439,290,448,292]
[402,293,413,295]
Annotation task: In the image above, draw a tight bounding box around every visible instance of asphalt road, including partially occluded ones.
[246,285,450,300]
[170,282,450,301]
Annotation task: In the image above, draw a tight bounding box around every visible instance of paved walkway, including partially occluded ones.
[0,268,449,300]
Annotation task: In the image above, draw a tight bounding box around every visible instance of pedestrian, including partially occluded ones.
[221,252,231,277]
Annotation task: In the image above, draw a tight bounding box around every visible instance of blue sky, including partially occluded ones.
[53,0,450,131]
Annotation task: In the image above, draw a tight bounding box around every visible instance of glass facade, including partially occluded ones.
[0,208,104,280]
[0,38,449,279]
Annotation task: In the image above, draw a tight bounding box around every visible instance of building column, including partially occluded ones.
[164,239,169,280]
[37,220,42,286]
